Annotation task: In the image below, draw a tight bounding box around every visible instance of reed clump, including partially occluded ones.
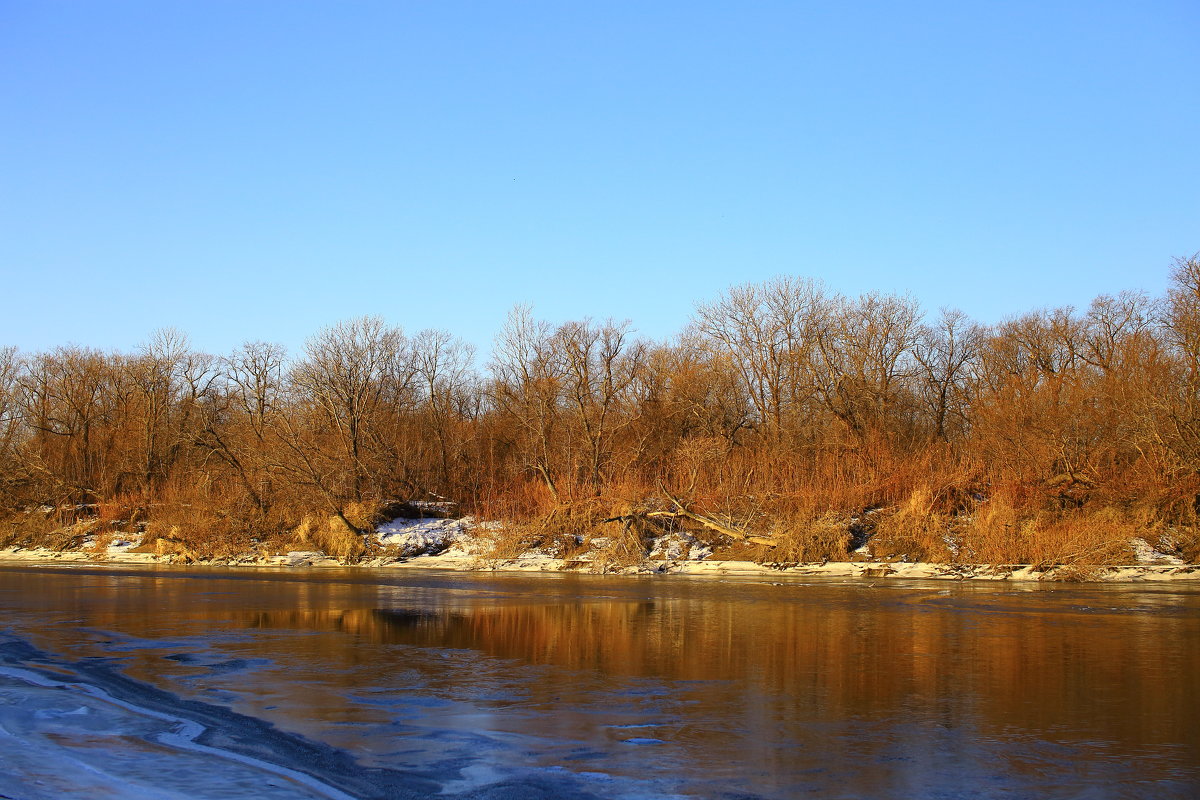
[958,499,1149,569]
[291,513,371,562]
[956,494,1022,565]
[766,500,851,563]
[141,506,254,561]
[870,488,954,563]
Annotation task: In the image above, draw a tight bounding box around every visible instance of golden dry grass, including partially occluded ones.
[290,513,372,562]
[869,488,954,563]
[766,506,851,563]
[957,500,1144,569]
[0,509,58,549]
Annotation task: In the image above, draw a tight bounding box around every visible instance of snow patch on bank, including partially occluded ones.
[648,531,712,562]
[375,516,472,557]
[80,532,144,556]
[1130,537,1186,566]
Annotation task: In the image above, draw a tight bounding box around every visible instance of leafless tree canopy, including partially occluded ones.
[3,258,1200,564]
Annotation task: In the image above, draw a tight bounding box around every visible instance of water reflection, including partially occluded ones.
[1,566,1198,799]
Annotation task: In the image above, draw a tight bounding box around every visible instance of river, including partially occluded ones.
[0,565,1197,799]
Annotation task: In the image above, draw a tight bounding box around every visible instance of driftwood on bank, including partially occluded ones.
[602,486,778,548]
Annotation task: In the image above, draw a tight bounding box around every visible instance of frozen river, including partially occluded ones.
[0,565,1198,799]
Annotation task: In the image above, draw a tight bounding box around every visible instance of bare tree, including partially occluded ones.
[812,292,921,441]
[290,316,410,504]
[225,341,287,442]
[126,329,216,497]
[554,318,645,491]
[17,347,123,506]
[490,306,563,500]
[914,308,981,441]
[694,276,827,441]
[0,347,25,505]
[188,341,288,515]
[412,328,476,490]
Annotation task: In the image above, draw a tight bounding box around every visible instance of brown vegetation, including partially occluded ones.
[2,256,1199,568]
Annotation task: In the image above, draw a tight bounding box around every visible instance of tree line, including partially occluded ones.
[2,256,1198,564]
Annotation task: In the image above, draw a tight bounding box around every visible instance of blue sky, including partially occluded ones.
[2,1,1197,362]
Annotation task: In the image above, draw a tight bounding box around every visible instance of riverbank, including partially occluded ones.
[2,541,1196,582]
[3,509,1197,582]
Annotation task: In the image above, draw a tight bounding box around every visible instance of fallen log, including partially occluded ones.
[657,484,777,548]
[600,511,682,525]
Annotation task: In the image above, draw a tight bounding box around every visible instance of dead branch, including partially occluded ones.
[657,483,777,547]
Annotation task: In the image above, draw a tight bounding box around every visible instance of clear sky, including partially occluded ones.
[2,1,1197,362]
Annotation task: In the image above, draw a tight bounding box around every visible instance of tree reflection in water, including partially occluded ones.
[1,566,1198,799]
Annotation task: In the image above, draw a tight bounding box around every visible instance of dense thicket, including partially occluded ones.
[3,257,1199,565]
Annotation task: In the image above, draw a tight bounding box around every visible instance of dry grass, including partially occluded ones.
[476,478,558,522]
[141,509,250,561]
[480,500,605,563]
[0,509,105,552]
[276,499,416,562]
[1164,526,1200,562]
[46,518,104,551]
[96,493,144,528]
[477,522,544,561]
[1181,532,1200,562]
[290,512,373,562]
[84,527,116,556]
[766,505,851,563]
[958,499,1143,569]
[0,509,59,549]
[956,494,1021,564]
[870,488,954,563]
[341,500,388,531]
[3,435,1194,573]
